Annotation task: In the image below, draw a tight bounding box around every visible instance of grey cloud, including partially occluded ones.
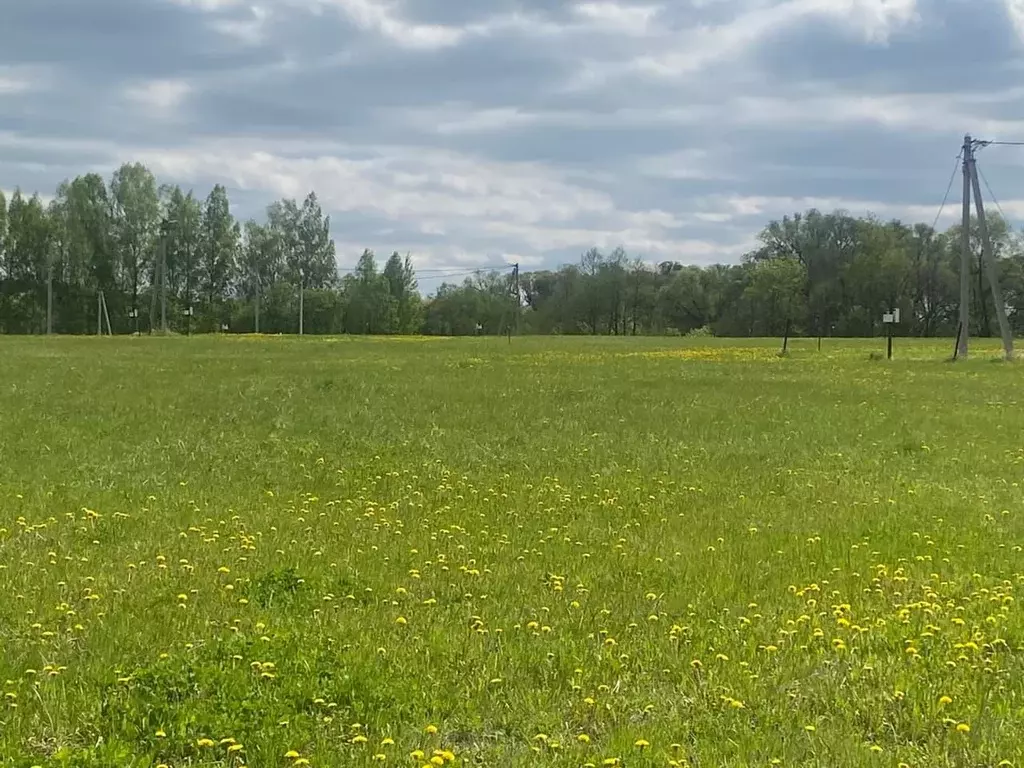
[4,0,1024,272]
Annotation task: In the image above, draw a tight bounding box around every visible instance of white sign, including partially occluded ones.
[883,313,894,324]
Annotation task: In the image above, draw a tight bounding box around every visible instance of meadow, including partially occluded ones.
[1,334,1022,768]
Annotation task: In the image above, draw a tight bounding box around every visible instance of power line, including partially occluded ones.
[975,140,1024,148]
[335,262,511,275]
[976,163,1012,226]
[930,150,963,231]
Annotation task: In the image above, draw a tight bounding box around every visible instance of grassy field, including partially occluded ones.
[1,335,1023,768]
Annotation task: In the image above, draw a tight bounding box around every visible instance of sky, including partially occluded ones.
[3,0,1024,288]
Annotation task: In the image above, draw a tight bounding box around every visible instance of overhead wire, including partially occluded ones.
[335,262,511,276]
[931,150,963,232]
[976,163,1012,226]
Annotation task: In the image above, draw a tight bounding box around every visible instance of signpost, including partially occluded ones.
[183,306,194,336]
[128,308,139,336]
[882,308,900,360]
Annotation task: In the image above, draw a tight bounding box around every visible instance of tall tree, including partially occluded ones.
[297,192,338,289]
[382,251,420,333]
[198,184,240,319]
[110,163,160,316]
[240,220,282,332]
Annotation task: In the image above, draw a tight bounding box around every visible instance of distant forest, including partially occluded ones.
[1,162,1021,337]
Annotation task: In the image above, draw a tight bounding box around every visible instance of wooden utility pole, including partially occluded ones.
[956,135,1014,361]
[46,261,53,335]
[957,134,972,360]
[967,149,1014,360]
[298,268,304,336]
[160,231,168,333]
[513,262,520,335]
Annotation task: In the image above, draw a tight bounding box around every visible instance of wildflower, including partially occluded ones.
[380,737,395,746]
[634,739,650,749]
[372,755,386,762]
[956,722,970,733]
[938,695,952,706]
[197,739,215,748]
[424,724,438,735]
[351,735,368,744]
[577,734,591,743]
[284,751,300,758]
[155,729,166,738]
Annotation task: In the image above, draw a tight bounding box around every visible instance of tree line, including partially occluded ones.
[2,162,1023,337]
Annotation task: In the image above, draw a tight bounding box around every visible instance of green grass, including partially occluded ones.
[1,335,1023,768]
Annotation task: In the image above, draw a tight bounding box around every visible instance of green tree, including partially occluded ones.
[110,163,160,319]
[199,184,239,324]
[382,251,421,333]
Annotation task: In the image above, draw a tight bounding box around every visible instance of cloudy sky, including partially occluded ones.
[3,0,1024,285]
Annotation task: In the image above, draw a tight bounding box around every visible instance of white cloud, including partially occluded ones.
[573,2,662,35]
[1005,0,1024,41]
[0,65,50,95]
[566,0,919,87]
[307,0,467,49]
[700,193,1024,226]
[167,0,246,9]
[211,5,271,44]
[123,79,192,113]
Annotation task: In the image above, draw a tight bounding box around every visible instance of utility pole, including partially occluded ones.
[46,260,53,335]
[298,268,304,336]
[160,225,168,333]
[513,262,520,336]
[957,134,972,360]
[956,135,1015,361]
[967,148,1014,360]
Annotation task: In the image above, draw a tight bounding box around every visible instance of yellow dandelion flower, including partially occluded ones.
[424,724,438,735]
[380,737,395,746]
[284,751,300,758]
[956,722,970,733]
[938,695,952,706]
[577,734,591,743]
[634,739,650,749]
[197,739,215,748]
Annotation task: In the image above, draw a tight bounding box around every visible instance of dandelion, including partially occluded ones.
[197,739,215,748]
[577,734,591,743]
[956,722,970,733]
[634,739,650,749]
[424,724,438,735]
[938,695,952,706]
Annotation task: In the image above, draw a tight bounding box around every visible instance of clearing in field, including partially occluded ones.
[1,336,1022,768]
